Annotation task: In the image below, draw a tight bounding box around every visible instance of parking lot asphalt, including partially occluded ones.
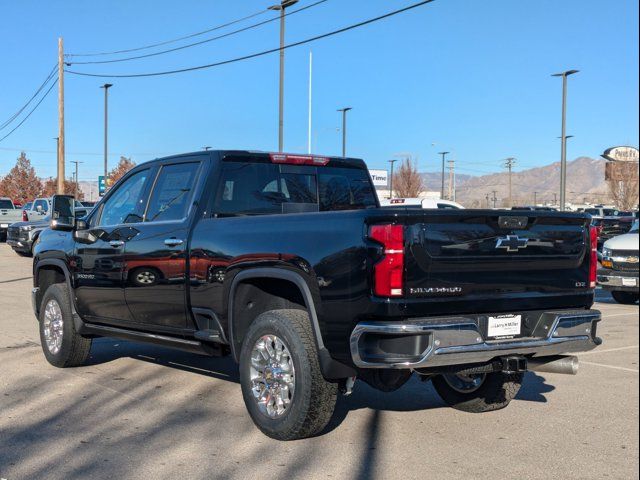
[0,243,638,480]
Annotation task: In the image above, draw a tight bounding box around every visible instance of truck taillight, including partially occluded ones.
[269,153,329,166]
[22,210,28,222]
[369,224,404,297]
[589,225,598,288]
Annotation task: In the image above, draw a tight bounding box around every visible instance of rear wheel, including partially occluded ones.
[611,291,639,305]
[39,283,92,368]
[432,371,523,413]
[239,309,337,440]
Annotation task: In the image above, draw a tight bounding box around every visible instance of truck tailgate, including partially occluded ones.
[395,210,592,302]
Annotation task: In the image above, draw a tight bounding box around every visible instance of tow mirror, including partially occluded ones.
[50,195,75,231]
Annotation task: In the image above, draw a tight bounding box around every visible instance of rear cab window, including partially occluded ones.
[213,154,377,217]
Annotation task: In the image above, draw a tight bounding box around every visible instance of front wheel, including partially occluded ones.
[239,309,337,440]
[611,291,639,305]
[432,371,523,413]
[39,283,92,368]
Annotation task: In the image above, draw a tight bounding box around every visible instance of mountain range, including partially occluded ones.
[422,157,609,207]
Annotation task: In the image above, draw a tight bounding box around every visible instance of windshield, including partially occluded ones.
[0,199,14,209]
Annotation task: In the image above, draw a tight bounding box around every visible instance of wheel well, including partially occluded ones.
[36,265,67,314]
[231,277,307,352]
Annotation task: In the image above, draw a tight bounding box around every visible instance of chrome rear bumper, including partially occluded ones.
[350,310,601,369]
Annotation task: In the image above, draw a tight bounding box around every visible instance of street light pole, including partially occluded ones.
[552,69,579,211]
[71,160,83,198]
[337,107,352,157]
[438,151,449,199]
[100,83,113,181]
[269,0,299,152]
[388,159,397,199]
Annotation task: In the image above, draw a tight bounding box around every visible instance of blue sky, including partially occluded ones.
[1,0,638,182]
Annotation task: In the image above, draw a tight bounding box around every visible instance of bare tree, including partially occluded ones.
[392,157,424,198]
[606,162,639,210]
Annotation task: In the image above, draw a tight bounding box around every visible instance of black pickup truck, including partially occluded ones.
[32,150,602,440]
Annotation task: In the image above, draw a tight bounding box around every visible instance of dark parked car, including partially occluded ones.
[591,215,635,251]
[32,150,601,440]
[7,207,92,256]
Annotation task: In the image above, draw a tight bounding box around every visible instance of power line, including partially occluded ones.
[66,0,436,78]
[0,78,58,144]
[0,65,57,131]
[67,7,272,57]
[67,0,329,65]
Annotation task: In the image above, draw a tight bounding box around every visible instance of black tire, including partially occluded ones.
[39,283,92,368]
[432,371,523,413]
[611,291,639,305]
[239,309,338,440]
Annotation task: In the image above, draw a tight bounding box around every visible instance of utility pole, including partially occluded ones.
[533,191,538,206]
[269,0,299,152]
[553,192,558,205]
[438,151,449,199]
[491,190,498,209]
[388,159,397,199]
[57,38,65,194]
[100,84,113,181]
[447,158,455,201]
[552,69,579,211]
[503,157,516,207]
[308,51,313,154]
[485,193,490,208]
[337,107,352,157]
[71,161,83,198]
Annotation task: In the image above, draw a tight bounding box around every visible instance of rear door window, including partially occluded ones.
[214,162,376,216]
[145,162,200,222]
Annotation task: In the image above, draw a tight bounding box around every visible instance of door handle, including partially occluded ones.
[109,240,125,248]
[164,238,184,247]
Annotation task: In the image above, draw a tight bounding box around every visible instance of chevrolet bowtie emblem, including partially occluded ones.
[496,235,529,252]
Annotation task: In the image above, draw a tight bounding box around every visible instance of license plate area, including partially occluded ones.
[486,314,522,339]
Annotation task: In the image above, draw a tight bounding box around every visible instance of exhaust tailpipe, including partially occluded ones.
[528,355,579,375]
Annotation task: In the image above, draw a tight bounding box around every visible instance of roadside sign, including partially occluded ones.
[601,146,639,163]
[98,176,106,196]
[369,169,389,187]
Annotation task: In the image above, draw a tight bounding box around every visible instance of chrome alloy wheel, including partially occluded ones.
[135,270,156,285]
[249,335,296,418]
[43,299,64,355]
[442,373,487,394]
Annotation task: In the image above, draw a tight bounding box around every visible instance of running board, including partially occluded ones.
[80,323,215,356]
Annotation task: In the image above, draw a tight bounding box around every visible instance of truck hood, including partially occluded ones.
[604,233,639,251]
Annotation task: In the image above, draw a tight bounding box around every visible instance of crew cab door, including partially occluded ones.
[123,159,203,330]
[73,168,153,324]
